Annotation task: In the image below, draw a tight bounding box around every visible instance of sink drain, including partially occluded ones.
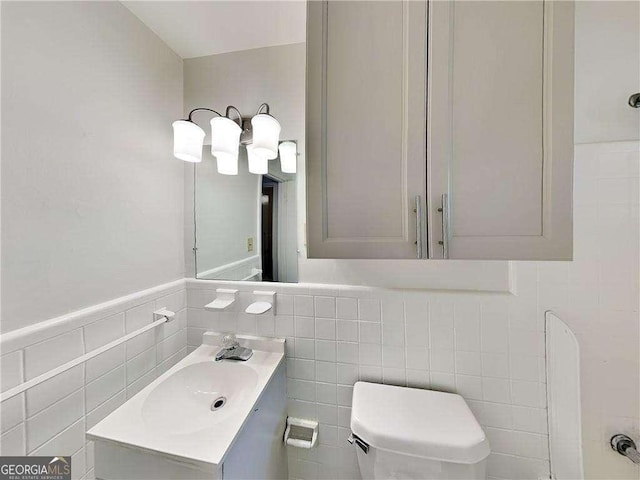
[211,396,227,411]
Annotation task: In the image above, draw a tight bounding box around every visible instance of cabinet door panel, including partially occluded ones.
[451,1,544,237]
[307,1,427,259]
[428,0,574,260]
[326,2,404,239]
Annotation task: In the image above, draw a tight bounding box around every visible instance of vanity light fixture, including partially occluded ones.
[172,119,206,163]
[247,144,268,175]
[250,104,281,160]
[278,141,297,173]
[171,103,281,176]
[210,107,242,175]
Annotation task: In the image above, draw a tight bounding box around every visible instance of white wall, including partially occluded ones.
[575,1,640,144]
[572,3,640,478]
[183,43,305,282]
[1,2,185,333]
[570,142,639,480]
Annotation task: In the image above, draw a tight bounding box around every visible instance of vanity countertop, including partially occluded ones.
[87,334,285,471]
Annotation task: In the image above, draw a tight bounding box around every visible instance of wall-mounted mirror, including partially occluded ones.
[183,32,305,284]
[195,146,298,282]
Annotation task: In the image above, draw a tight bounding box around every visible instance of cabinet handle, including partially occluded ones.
[437,194,449,259]
[415,195,424,259]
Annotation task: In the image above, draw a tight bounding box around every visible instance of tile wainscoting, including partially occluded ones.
[0,280,188,480]
[186,276,549,480]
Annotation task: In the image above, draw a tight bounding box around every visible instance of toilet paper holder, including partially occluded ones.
[283,417,318,449]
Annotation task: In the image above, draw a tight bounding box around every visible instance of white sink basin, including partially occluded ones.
[141,361,259,434]
[87,334,285,470]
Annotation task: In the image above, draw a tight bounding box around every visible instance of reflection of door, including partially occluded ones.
[261,178,278,281]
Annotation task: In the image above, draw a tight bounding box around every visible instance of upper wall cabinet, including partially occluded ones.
[306,0,574,260]
[306,0,427,259]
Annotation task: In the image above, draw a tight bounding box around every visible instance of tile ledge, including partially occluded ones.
[1,279,186,354]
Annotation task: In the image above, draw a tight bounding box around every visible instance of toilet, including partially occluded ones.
[350,382,490,480]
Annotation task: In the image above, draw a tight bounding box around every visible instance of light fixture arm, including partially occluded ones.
[186,107,222,123]
[256,103,271,115]
[225,105,244,128]
[186,106,244,129]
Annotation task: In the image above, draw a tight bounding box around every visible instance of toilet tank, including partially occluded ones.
[350,382,490,480]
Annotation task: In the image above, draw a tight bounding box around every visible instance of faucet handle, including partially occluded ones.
[222,333,239,350]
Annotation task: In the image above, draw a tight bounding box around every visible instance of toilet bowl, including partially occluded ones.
[350,382,490,480]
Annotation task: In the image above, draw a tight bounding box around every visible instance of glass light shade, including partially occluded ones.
[211,116,242,175]
[279,141,297,173]
[247,144,268,175]
[172,120,205,163]
[215,155,238,175]
[251,114,281,159]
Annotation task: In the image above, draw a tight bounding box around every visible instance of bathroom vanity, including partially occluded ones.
[87,334,287,480]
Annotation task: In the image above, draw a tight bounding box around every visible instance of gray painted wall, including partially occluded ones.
[575,1,640,144]
[1,2,185,332]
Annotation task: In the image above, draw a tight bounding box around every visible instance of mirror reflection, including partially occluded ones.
[184,34,305,283]
[195,143,299,283]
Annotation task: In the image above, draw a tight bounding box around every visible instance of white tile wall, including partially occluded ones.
[83,313,125,351]
[0,351,23,392]
[24,329,85,380]
[185,143,639,480]
[26,365,84,417]
[186,283,550,479]
[567,142,640,480]
[0,284,188,480]
[86,347,124,384]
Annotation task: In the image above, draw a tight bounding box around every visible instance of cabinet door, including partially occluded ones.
[306,0,427,259]
[428,1,574,260]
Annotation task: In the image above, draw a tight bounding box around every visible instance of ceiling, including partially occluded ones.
[122,1,306,59]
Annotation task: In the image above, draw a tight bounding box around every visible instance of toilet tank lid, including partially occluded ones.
[350,382,490,464]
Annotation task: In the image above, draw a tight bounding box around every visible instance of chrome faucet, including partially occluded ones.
[215,334,253,361]
[611,434,640,464]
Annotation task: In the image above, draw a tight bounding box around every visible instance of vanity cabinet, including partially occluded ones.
[306,0,574,260]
